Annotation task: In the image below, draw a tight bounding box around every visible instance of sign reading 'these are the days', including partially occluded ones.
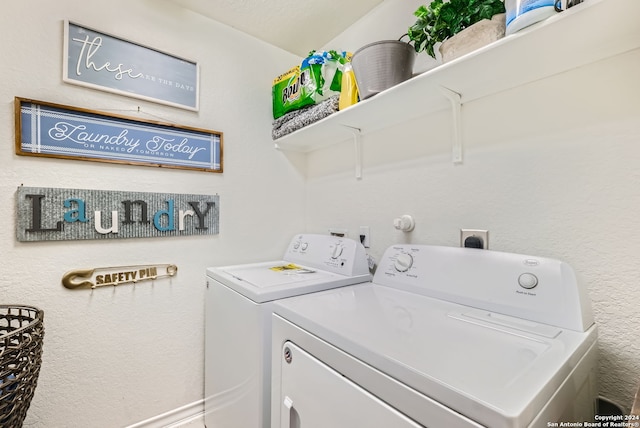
[63,21,199,111]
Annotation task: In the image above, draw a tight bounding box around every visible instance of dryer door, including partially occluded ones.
[277,341,424,428]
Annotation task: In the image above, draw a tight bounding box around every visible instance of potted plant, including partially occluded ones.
[407,0,506,62]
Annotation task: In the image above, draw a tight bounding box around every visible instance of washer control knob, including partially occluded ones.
[518,273,538,289]
[394,253,413,272]
[301,242,309,251]
[293,241,300,250]
[331,244,344,259]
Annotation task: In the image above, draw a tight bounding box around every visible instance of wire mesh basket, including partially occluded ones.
[0,305,44,428]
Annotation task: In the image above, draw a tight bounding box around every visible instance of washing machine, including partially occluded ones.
[204,234,371,428]
[271,244,598,428]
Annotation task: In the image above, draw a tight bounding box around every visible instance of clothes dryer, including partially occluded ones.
[271,245,598,428]
[204,234,371,428]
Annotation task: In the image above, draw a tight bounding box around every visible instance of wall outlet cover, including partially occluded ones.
[460,229,489,249]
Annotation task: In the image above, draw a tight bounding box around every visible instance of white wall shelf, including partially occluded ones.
[273,0,639,155]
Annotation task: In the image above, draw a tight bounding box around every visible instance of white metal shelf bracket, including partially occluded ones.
[440,86,463,164]
[342,125,363,180]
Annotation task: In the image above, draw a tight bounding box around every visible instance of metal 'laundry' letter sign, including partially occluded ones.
[16,187,219,242]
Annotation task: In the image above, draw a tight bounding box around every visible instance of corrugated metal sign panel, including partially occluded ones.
[16,186,219,242]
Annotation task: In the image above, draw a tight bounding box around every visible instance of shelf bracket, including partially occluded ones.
[440,86,463,164]
[342,125,363,180]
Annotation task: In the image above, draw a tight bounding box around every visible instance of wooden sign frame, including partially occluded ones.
[15,97,223,173]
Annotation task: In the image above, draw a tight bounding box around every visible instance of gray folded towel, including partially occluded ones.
[272,95,340,140]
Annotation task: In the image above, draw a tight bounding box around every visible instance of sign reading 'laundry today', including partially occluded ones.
[16,98,222,173]
[16,187,219,242]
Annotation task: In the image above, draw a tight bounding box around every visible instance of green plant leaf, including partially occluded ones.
[406,0,506,58]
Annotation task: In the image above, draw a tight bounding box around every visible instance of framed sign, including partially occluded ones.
[15,97,223,173]
[63,21,199,111]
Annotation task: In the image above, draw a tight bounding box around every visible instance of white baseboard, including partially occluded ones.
[126,399,204,428]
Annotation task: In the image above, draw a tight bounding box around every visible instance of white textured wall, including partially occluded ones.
[0,1,304,426]
[3,0,638,425]
[316,0,640,414]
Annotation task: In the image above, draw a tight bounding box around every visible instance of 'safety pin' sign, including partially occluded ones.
[62,264,178,289]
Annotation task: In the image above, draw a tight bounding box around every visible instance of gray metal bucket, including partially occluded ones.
[351,40,415,100]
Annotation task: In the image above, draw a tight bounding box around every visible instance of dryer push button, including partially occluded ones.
[518,273,538,289]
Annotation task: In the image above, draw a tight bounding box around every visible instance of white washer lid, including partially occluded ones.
[273,283,598,427]
[206,261,370,303]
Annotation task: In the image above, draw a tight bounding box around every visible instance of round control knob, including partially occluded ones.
[394,253,413,272]
[331,244,344,259]
[518,273,538,289]
[301,242,309,251]
[293,241,300,249]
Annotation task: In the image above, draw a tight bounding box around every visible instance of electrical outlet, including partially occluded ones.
[359,226,370,248]
[460,229,489,249]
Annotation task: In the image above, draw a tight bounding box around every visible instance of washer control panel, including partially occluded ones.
[375,245,592,332]
[284,234,370,277]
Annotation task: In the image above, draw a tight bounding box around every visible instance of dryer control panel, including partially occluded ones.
[375,245,594,332]
[284,234,370,277]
